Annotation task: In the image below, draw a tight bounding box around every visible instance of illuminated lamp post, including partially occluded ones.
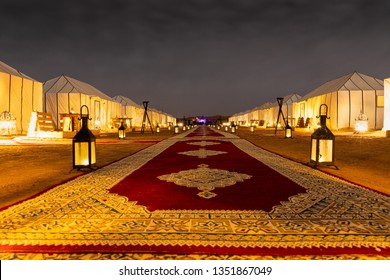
[156,124,160,133]
[285,121,292,138]
[174,124,179,134]
[250,125,255,133]
[73,105,96,170]
[118,121,126,139]
[309,104,338,169]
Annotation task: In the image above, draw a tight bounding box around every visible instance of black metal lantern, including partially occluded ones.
[310,104,338,169]
[73,105,96,170]
[285,121,292,138]
[118,121,126,139]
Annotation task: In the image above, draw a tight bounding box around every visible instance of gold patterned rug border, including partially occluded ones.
[1,253,389,260]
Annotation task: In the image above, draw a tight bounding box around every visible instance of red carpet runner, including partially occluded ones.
[110,131,305,211]
[0,126,389,259]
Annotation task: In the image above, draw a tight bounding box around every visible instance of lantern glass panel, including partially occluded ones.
[119,130,125,139]
[311,139,317,161]
[318,139,333,163]
[74,141,96,166]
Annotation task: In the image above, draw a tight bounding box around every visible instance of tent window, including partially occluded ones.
[377,96,384,107]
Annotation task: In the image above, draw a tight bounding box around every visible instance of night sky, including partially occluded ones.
[1,0,390,118]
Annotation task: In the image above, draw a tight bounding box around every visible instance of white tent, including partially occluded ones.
[294,71,383,130]
[44,75,122,131]
[266,93,301,127]
[383,78,390,131]
[256,102,274,126]
[112,96,176,128]
[0,60,43,134]
[112,95,144,127]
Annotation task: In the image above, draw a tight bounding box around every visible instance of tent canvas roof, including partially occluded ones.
[43,75,113,101]
[112,95,142,108]
[0,60,38,81]
[301,71,383,101]
[282,93,301,104]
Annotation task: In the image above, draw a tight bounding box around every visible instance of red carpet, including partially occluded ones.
[110,139,305,211]
[186,127,225,137]
[1,126,389,259]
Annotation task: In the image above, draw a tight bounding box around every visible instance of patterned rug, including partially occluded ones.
[0,126,389,259]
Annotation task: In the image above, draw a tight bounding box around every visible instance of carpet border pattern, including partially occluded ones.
[0,129,389,252]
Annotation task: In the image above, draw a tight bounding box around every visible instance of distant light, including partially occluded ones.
[355,113,368,133]
[310,104,337,169]
[0,111,17,136]
[285,122,292,138]
[73,105,96,170]
[118,121,126,139]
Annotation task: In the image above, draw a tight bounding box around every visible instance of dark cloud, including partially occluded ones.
[1,0,390,117]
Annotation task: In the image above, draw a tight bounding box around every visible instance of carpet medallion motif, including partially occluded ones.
[187,141,221,147]
[158,164,252,198]
[0,127,389,257]
[178,148,227,158]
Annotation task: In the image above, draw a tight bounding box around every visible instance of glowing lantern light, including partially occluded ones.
[310,104,338,169]
[231,123,236,133]
[250,125,255,133]
[355,113,368,133]
[285,121,292,138]
[118,121,126,139]
[174,124,179,134]
[156,124,160,133]
[73,105,96,170]
[0,111,17,136]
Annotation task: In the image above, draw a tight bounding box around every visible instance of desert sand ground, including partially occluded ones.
[0,126,389,209]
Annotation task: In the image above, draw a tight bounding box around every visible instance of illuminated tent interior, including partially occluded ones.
[0,60,43,134]
[112,95,144,128]
[230,72,384,131]
[265,93,302,127]
[254,102,275,127]
[293,71,384,130]
[44,75,122,132]
[382,78,390,131]
[229,93,301,128]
